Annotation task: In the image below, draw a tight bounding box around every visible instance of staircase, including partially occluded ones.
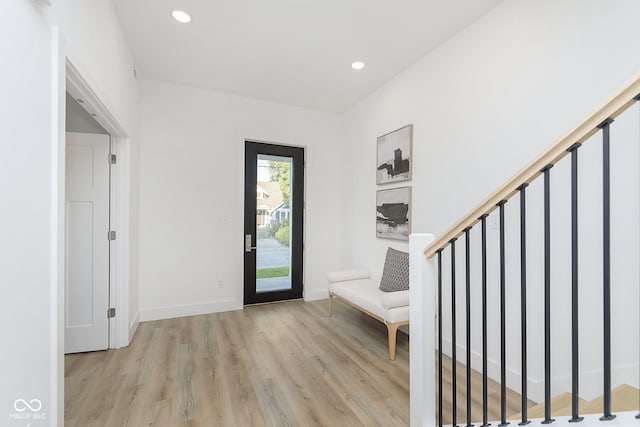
[409,73,640,427]
[435,354,533,425]
[517,385,639,420]
[436,355,639,425]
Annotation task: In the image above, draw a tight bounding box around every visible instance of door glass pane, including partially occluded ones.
[256,155,292,293]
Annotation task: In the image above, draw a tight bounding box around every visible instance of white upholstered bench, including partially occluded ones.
[327,265,410,360]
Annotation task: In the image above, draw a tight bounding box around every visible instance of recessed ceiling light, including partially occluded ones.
[351,61,365,70]
[172,10,192,23]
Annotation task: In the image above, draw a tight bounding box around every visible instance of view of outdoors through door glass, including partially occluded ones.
[256,155,292,292]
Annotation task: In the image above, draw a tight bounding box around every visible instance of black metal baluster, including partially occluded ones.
[568,143,584,423]
[599,118,616,421]
[497,201,509,427]
[636,95,640,421]
[438,249,444,427]
[634,95,640,421]
[480,214,490,427]
[451,238,458,427]
[541,164,555,425]
[517,184,530,426]
[464,227,473,427]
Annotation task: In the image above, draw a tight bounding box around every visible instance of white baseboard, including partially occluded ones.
[128,311,140,343]
[139,299,242,322]
[305,288,329,301]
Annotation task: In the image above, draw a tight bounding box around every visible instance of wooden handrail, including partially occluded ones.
[425,74,640,258]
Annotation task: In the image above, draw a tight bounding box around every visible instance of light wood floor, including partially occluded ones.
[67,298,633,426]
[65,299,410,426]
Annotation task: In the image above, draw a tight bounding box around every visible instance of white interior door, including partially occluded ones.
[65,132,110,353]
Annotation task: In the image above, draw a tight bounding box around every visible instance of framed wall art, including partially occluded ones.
[376,124,412,185]
[376,186,411,240]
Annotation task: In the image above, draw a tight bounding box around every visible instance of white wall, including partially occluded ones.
[138,79,342,320]
[1,1,139,425]
[341,0,640,402]
[44,0,138,135]
[1,3,57,425]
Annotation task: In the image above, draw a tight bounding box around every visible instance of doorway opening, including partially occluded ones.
[57,50,133,426]
[64,94,112,353]
[63,59,133,350]
[244,141,304,304]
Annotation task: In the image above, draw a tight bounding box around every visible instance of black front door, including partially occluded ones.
[244,141,304,304]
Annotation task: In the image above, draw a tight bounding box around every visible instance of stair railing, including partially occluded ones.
[421,74,640,426]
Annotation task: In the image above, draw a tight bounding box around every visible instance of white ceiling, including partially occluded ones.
[113,0,503,113]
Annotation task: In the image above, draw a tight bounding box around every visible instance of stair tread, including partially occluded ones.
[516,385,639,420]
[581,384,639,414]
[514,393,588,420]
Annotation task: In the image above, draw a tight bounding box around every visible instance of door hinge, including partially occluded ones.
[108,230,117,241]
[108,153,117,165]
[107,307,116,318]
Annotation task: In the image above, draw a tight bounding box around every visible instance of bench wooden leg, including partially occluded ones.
[328,292,334,317]
[387,322,400,360]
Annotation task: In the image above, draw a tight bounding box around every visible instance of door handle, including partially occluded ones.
[245,234,257,252]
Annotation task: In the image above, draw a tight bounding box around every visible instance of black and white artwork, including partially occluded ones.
[377,124,412,185]
[376,187,411,240]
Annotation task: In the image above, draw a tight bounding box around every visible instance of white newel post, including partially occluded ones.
[410,233,436,427]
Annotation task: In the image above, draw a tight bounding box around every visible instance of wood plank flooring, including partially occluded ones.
[68,298,628,426]
[65,299,410,426]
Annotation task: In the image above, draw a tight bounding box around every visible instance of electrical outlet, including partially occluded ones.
[217,280,224,289]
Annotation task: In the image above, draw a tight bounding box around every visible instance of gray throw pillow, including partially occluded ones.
[379,248,410,292]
